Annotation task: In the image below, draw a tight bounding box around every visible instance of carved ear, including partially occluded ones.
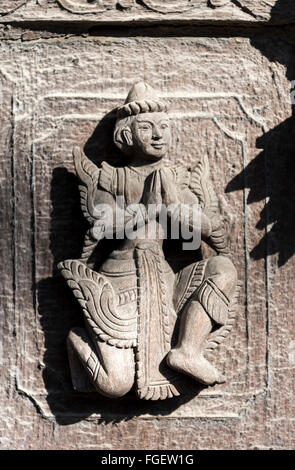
[122,128,133,147]
[113,122,134,156]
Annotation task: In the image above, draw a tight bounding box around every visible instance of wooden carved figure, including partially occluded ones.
[58,82,239,400]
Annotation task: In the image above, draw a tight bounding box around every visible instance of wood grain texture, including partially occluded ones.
[1,18,295,448]
[0,0,295,24]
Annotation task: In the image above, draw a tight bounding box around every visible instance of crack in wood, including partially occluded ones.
[15,375,52,420]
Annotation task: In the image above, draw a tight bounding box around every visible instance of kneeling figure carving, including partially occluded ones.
[58,82,239,401]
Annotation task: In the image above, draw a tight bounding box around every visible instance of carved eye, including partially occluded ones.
[139,123,151,131]
[161,123,169,129]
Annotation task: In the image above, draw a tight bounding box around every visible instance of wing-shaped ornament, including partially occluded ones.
[189,154,229,256]
[73,146,101,225]
[73,147,103,261]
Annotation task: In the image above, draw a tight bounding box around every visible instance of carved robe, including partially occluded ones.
[96,163,194,399]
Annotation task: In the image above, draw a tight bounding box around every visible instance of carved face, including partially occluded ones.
[130,112,171,161]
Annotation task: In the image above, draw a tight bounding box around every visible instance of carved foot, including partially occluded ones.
[166,349,225,386]
[67,327,101,388]
[67,327,135,398]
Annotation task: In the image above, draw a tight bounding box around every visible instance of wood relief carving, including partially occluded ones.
[57,0,135,14]
[142,1,230,14]
[58,82,239,400]
[138,1,227,14]
[2,0,295,448]
[0,1,289,23]
[56,0,229,15]
[208,0,229,7]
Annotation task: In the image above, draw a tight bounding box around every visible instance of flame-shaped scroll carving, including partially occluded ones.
[56,0,229,15]
[140,1,230,14]
[57,0,134,14]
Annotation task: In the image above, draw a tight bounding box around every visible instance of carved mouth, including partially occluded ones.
[151,143,166,150]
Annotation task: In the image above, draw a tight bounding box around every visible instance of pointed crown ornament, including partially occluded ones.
[116,81,168,118]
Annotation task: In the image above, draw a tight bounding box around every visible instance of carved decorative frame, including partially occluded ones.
[11,83,269,420]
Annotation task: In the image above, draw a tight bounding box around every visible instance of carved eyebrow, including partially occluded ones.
[136,117,159,123]
[136,119,169,125]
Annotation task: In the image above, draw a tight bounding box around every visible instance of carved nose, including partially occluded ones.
[152,126,162,140]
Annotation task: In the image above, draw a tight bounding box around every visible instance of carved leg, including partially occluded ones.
[167,256,237,385]
[67,327,135,398]
[167,302,225,385]
[58,259,137,398]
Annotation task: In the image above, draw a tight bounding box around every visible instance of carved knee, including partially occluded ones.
[98,363,135,398]
[205,256,237,299]
[92,340,135,398]
[100,376,134,398]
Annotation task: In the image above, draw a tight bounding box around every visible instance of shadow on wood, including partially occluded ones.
[226,0,295,267]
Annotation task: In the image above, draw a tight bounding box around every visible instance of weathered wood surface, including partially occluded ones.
[1,25,295,448]
[1,0,295,24]
[1,0,295,448]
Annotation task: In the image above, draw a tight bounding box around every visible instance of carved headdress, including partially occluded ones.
[116,81,168,118]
